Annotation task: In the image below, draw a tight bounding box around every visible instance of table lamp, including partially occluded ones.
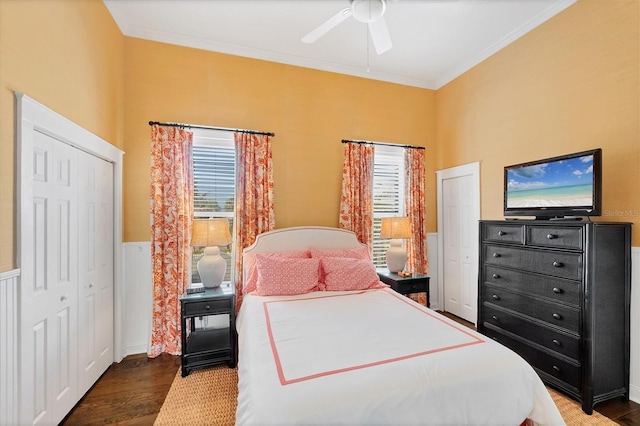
[380,217,412,273]
[191,218,232,288]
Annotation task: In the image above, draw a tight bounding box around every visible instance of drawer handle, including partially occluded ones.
[552,313,562,320]
[552,261,563,267]
[205,305,211,310]
[552,365,561,373]
[498,231,506,236]
[412,284,421,290]
[552,339,561,346]
[552,287,563,294]
[492,273,500,279]
[493,253,501,258]
[547,234,557,240]
[491,315,499,321]
[492,294,500,301]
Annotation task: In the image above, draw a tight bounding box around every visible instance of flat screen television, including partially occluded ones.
[504,148,602,220]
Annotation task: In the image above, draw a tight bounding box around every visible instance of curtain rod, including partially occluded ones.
[342,139,425,150]
[149,121,275,137]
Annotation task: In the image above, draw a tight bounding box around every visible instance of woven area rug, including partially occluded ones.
[155,366,238,426]
[154,366,616,425]
[546,387,616,426]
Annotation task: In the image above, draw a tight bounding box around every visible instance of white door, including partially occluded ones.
[25,131,80,425]
[18,93,123,426]
[78,152,114,394]
[437,163,480,324]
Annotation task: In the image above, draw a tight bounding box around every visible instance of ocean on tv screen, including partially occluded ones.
[506,153,594,208]
[507,184,592,208]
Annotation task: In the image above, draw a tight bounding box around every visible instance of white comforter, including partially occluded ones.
[236,288,564,425]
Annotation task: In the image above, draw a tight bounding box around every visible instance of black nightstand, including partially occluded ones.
[180,283,236,377]
[377,270,431,308]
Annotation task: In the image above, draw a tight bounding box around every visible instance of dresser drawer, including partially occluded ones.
[482,284,580,333]
[482,305,580,360]
[527,226,583,250]
[483,266,580,306]
[483,245,583,280]
[483,326,581,390]
[482,223,524,244]
[182,298,232,316]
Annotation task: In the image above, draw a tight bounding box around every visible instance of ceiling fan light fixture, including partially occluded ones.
[351,0,386,24]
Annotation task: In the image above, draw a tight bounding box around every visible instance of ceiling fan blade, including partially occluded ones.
[368,17,392,55]
[302,7,352,44]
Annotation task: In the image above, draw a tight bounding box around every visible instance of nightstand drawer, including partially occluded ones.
[183,298,232,316]
[396,280,428,293]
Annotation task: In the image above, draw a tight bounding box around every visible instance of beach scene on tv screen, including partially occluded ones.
[506,154,594,208]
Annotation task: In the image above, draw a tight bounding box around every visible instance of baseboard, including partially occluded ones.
[630,384,640,404]
[125,343,150,357]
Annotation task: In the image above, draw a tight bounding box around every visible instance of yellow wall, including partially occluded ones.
[1,0,638,270]
[0,0,125,270]
[123,38,436,242]
[436,0,640,244]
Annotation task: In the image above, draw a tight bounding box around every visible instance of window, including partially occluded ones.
[371,145,405,268]
[191,130,235,283]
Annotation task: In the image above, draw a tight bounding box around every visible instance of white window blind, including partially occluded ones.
[192,131,235,283]
[372,145,406,268]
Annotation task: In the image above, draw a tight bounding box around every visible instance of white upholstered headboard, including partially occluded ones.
[243,226,365,255]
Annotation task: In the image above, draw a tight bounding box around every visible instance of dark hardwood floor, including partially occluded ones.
[61,352,180,425]
[62,313,640,425]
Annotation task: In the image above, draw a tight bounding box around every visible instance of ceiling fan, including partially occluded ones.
[302,0,392,55]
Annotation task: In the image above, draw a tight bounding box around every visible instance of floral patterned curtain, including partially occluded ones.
[338,142,375,249]
[405,148,427,275]
[233,132,275,311]
[148,125,194,357]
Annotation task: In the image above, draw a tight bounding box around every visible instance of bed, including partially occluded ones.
[235,226,564,425]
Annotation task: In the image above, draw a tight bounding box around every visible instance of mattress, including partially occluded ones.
[235,287,564,425]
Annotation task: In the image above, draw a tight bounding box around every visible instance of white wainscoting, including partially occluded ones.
[630,247,640,403]
[0,268,20,426]
[123,242,152,356]
[426,233,440,311]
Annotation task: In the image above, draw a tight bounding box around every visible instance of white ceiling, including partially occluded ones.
[104,0,576,90]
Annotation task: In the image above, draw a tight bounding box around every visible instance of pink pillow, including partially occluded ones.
[243,250,310,293]
[254,256,321,296]
[309,246,371,260]
[310,246,370,283]
[320,257,386,291]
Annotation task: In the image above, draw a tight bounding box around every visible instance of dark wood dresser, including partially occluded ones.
[477,220,631,414]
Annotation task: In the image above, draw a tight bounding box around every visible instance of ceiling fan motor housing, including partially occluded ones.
[350,0,387,23]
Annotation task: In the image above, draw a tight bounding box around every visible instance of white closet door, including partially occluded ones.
[17,93,123,426]
[441,168,478,324]
[26,130,80,425]
[77,152,114,394]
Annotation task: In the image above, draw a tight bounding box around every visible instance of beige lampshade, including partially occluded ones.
[380,217,412,239]
[191,218,232,247]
